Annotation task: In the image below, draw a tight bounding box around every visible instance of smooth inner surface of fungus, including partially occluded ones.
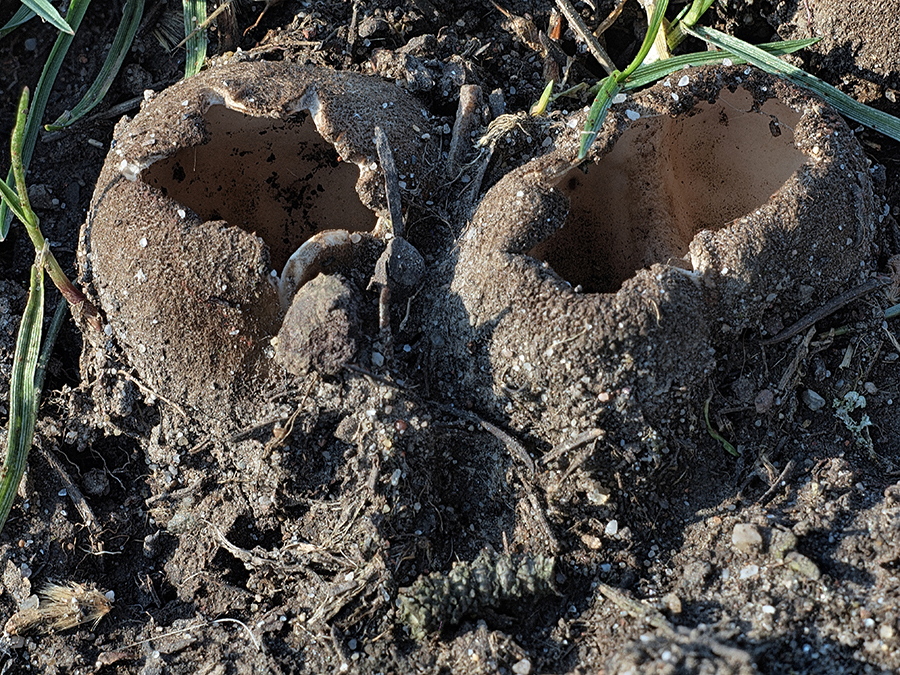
[530,89,805,294]
[144,105,377,270]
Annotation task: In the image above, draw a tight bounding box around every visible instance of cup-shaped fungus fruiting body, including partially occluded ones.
[432,67,877,443]
[79,60,433,416]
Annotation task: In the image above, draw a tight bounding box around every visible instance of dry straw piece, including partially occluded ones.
[4,582,112,636]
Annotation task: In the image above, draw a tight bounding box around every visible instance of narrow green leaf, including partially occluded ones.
[0,257,46,534]
[704,398,740,457]
[686,25,900,142]
[45,0,145,130]
[0,5,36,38]
[578,75,621,160]
[0,0,92,241]
[530,80,555,116]
[11,87,33,217]
[33,295,69,409]
[621,0,669,80]
[666,0,714,50]
[579,0,667,159]
[622,38,821,90]
[183,0,207,78]
[0,178,27,225]
[1,88,38,229]
[20,0,73,34]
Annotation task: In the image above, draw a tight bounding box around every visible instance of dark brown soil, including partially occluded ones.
[2,1,900,674]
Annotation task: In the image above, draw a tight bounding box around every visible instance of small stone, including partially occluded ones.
[739,564,759,579]
[769,529,798,561]
[605,520,619,536]
[663,593,682,614]
[383,237,425,289]
[82,468,110,497]
[755,389,775,413]
[275,274,360,376]
[732,523,763,554]
[580,533,603,550]
[802,389,826,411]
[357,15,390,38]
[27,184,54,209]
[143,531,162,558]
[512,658,532,675]
[785,551,821,580]
[879,624,895,640]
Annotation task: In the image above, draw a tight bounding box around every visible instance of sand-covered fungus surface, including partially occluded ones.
[80,61,435,416]
[429,67,876,446]
[2,4,900,673]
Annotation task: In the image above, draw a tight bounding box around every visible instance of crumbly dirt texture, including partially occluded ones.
[2,1,900,674]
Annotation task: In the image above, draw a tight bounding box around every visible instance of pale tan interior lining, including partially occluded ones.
[144,105,377,270]
[530,89,806,293]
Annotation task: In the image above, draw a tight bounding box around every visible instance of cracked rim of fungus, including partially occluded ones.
[80,60,433,415]
[444,66,876,441]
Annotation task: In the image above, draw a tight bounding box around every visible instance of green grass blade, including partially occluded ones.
[666,0,714,50]
[621,0,668,80]
[530,79,555,116]
[686,25,900,142]
[0,5,36,38]
[20,0,73,34]
[0,0,92,241]
[45,0,145,130]
[579,0,667,160]
[33,295,69,407]
[1,88,35,228]
[622,38,821,90]
[182,0,207,77]
[578,75,621,160]
[0,258,46,534]
[0,177,27,225]
[704,398,740,457]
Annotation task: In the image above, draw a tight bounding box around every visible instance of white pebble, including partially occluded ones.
[678,75,690,87]
[512,658,532,675]
[612,93,627,104]
[731,523,763,553]
[605,520,619,536]
[739,564,759,579]
[625,109,641,121]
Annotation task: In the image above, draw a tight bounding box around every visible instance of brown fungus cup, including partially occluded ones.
[429,67,877,444]
[79,60,433,416]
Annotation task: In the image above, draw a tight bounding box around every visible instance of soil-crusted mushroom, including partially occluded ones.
[426,66,877,444]
[79,60,434,417]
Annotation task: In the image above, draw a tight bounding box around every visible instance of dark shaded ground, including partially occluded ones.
[2,1,900,673]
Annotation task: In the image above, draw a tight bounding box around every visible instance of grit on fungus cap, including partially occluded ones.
[79,60,435,417]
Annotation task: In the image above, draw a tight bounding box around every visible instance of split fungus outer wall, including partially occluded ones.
[434,67,877,445]
[80,62,435,417]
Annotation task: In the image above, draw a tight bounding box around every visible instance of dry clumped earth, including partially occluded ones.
[1,1,900,673]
